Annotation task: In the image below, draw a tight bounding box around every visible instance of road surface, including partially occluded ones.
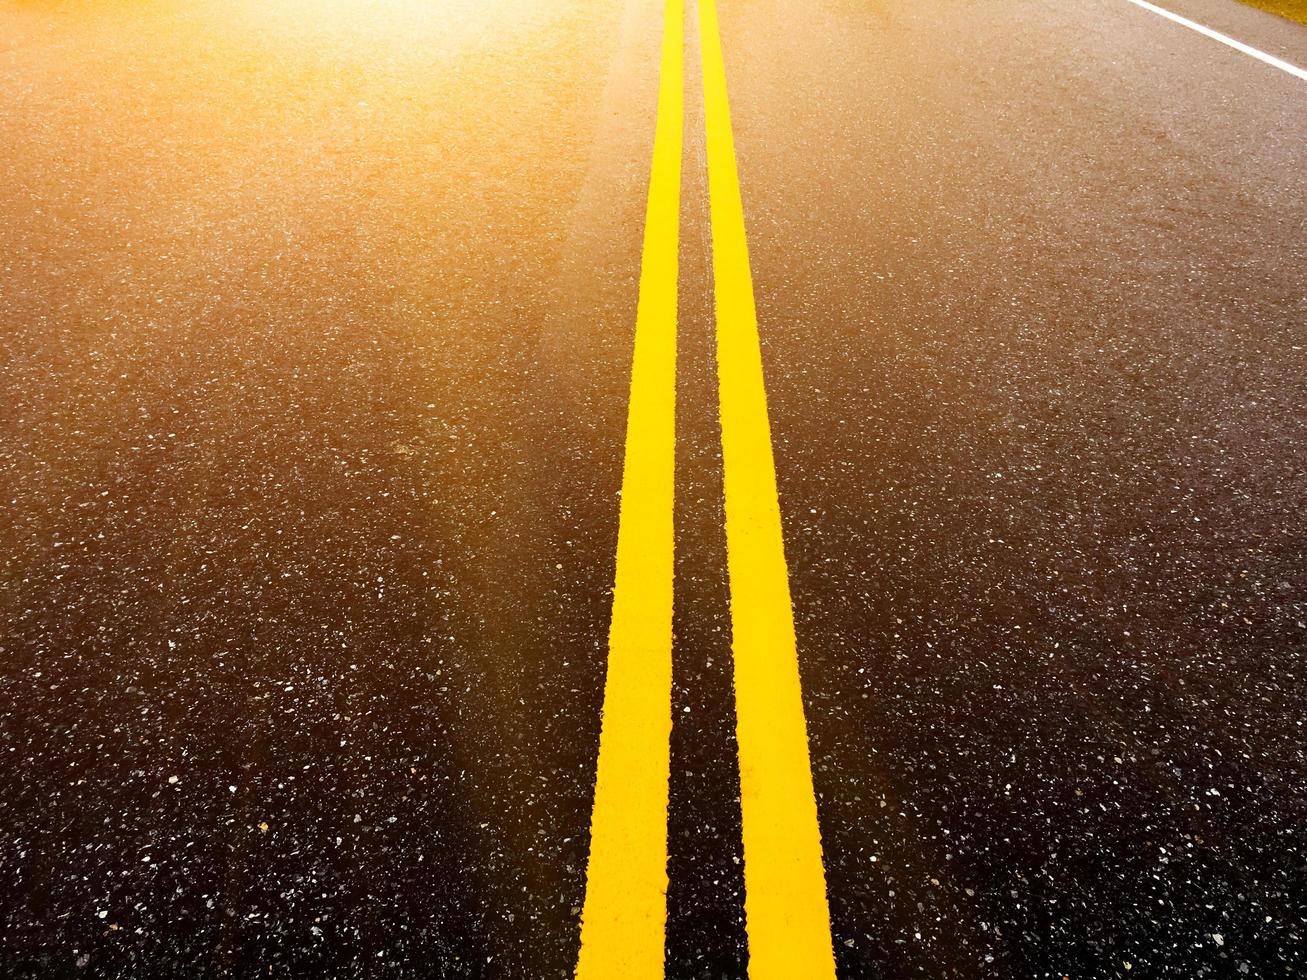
[1,0,1304,977]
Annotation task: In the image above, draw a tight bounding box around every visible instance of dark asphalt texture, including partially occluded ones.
[2,0,1305,977]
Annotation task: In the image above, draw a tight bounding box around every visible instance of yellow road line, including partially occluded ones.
[574,0,682,975]
[698,0,836,976]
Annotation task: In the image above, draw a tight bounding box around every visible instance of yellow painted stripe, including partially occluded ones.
[698,0,836,976]
[574,0,682,975]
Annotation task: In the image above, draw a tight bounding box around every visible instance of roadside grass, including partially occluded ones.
[1241,0,1307,26]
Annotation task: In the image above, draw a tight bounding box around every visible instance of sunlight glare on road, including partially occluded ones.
[210,0,557,63]
[4,0,1304,975]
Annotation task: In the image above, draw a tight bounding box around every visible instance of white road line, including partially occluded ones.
[1124,0,1307,81]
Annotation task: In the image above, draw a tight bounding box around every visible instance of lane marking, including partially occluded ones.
[1124,0,1307,81]
[573,0,682,975]
[698,0,837,976]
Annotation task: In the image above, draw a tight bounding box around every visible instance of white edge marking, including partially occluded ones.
[1124,0,1307,81]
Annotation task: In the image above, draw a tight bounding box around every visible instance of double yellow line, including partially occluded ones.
[576,0,835,976]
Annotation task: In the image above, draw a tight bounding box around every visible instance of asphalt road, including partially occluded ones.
[1,0,1304,977]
